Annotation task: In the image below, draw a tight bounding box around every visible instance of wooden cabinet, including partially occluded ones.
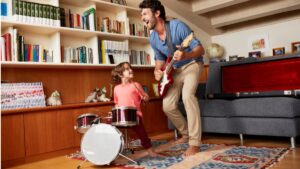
[1,114,25,161]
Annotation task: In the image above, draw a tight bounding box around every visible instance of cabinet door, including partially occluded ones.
[142,100,168,133]
[24,110,75,156]
[1,114,26,161]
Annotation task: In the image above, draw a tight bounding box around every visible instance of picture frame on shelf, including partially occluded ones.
[142,85,148,93]
[272,47,285,56]
[248,51,261,58]
[291,41,300,53]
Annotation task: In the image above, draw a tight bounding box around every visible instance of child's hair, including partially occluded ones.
[111,62,132,84]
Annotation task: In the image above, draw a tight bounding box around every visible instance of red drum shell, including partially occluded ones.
[75,113,100,133]
[111,107,137,127]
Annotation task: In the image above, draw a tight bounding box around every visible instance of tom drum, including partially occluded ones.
[112,107,137,127]
[74,113,100,134]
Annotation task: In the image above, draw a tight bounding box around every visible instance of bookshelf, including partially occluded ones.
[1,0,153,65]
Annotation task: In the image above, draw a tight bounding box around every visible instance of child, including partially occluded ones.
[111,62,158,157]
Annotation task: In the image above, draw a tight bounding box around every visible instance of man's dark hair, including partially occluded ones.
[139,0,166,21]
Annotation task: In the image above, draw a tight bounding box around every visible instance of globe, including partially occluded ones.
[206,43,224,62]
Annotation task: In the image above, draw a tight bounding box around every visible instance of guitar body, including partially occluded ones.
[158,56,174,97]
[157,32,194,97]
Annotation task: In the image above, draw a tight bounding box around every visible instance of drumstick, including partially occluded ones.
[133,82,146,98]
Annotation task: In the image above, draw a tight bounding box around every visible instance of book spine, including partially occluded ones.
[1,33,12,61]
[34,3,38,24]
[30,2,35,24]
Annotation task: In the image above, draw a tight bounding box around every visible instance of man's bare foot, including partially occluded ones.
[147,147,165,157]
[172,136,188,145]
[183,145,199,157]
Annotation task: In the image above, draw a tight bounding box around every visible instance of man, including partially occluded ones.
[139,0,205,156]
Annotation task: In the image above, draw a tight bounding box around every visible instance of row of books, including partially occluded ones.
[1,28,53,62]
[60,7,95,31]
[12,0,60,27]
[99,40,129,64]
[6,1,148,37]
[129,50,151,65]
[111,0,127,6]
[1,82,46,110]
[61,46,93,64]
[97,16,125,34]
[98,39,151,65]
[129,22,150,37]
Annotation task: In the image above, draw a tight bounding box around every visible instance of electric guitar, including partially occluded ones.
[158,32,194,97]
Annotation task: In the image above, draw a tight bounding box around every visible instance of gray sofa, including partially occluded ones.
[169,54,300,148]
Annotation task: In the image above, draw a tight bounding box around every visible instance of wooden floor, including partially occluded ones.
[5,132,299,169]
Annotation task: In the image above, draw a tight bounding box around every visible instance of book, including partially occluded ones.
[1,1,8,17]
[1,33,12,61]
[1,82,46,110]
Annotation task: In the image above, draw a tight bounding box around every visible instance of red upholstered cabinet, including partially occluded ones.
[222,57,300,93]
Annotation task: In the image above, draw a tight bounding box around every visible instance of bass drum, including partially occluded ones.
[81,124,124,165]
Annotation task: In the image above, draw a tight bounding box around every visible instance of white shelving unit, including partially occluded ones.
[1,0,154,67]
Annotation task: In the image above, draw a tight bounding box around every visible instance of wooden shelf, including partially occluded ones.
[1,20,149,43]
[1,62,155,69]
[1,97,161,115]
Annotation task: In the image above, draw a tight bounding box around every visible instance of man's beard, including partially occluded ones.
[149,19,156,30]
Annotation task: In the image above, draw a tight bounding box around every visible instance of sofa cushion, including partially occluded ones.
[200,100,233,117]
[232,97,300,118]
[178,99,232,117]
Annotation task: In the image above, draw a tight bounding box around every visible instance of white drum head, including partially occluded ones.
[81,124,123,165]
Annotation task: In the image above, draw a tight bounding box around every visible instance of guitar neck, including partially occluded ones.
[165,46,184,73]
[165,58,175,73]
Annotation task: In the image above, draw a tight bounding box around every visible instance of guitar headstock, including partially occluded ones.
[181,32,194,49]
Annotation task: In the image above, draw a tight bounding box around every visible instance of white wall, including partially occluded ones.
[212,18,300,60]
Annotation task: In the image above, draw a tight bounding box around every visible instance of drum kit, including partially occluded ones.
[74,106,139,169]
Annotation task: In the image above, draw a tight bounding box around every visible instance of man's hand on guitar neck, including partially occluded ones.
[173,45,186,61]
[154,60,165,81]
[154,69,163,81]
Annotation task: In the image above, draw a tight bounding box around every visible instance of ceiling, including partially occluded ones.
[160,0,300,35]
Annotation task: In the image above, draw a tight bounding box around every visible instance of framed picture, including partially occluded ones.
[248,34,269,51]
[142,85,148,93]
[291,41,300,53]
[152,83,159,97]
[248,51,261,58]
[229,55,238,61]
[272,47,285,56]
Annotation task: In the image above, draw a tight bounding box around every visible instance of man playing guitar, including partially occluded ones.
[139,0,205,156]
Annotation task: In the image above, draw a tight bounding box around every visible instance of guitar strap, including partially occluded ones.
[165,21,176,57]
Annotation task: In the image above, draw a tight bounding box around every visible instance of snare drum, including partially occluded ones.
[81,124,124,165]
[74,113,100,134]
[112,107,137,127]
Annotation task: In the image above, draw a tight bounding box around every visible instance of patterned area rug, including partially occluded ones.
[67,140,289,169]
[123,142,289,169]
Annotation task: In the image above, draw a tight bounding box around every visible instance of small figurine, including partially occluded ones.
[47,90,62,106]
[97,87,111,102]
[85,88,100,103]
